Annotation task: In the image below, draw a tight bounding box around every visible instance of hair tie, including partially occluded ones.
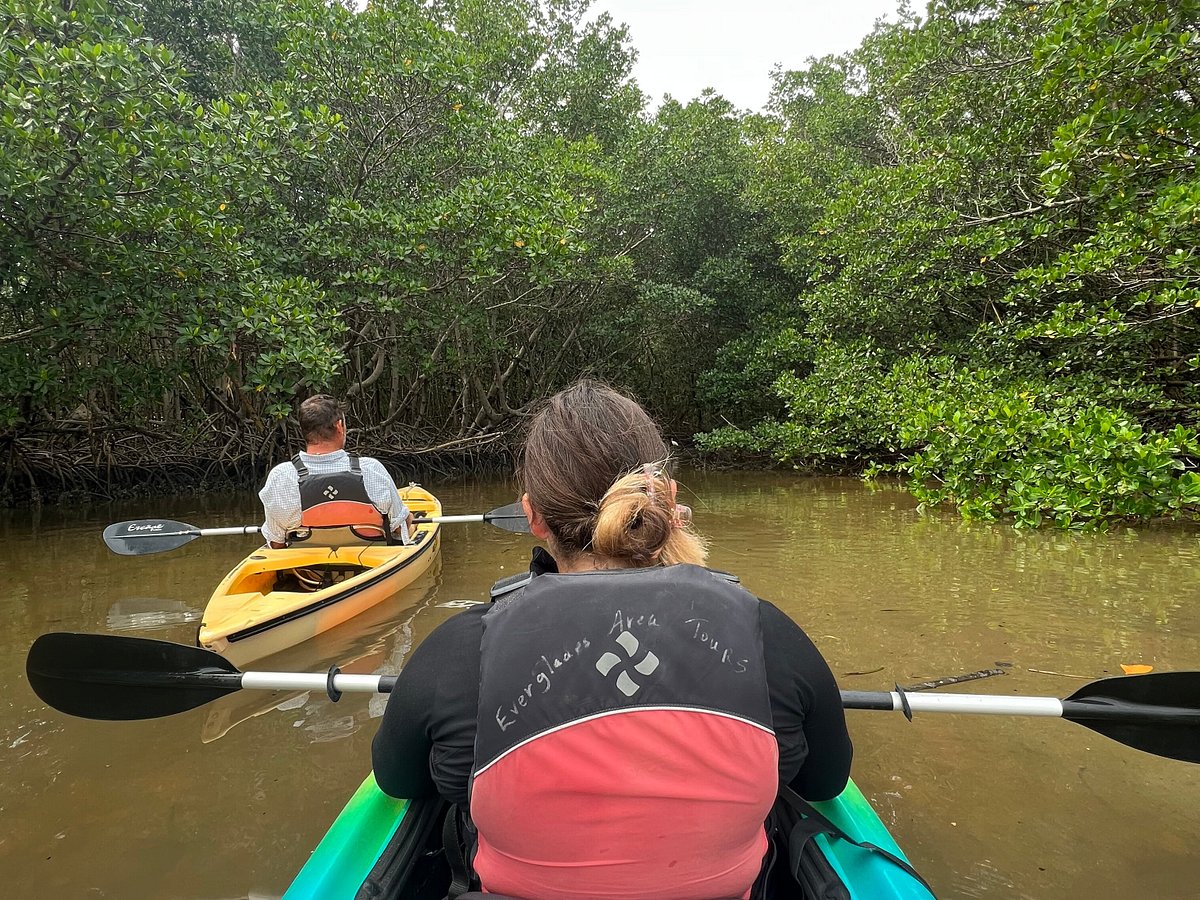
[641,462,659,498]
[673,504,692,529]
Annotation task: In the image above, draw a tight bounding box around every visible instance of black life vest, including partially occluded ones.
[290,454,391,543]
[470,563,778,898]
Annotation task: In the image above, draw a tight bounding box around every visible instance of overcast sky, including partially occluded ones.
[588,1,914,112]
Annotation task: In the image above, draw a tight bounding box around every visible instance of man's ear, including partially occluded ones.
[521,493,553,542]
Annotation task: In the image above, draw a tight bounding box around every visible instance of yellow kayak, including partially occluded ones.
[198,486,442,666]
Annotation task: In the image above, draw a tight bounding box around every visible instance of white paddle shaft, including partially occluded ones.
[241,672,386,692]
[235,671,1066,717]
[877,692,1064,717]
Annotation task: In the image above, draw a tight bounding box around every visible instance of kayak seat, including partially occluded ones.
[286,524,393,547]
[285,521,428,550]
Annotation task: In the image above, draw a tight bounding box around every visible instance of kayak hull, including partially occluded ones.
[198,486,441,667]
[283,773,934,899]
[284,774,410,900]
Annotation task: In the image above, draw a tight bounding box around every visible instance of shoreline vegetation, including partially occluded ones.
[3,0,1198,526]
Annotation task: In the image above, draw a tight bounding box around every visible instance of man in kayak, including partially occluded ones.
[372,379,852,899]
[259,394,414,550]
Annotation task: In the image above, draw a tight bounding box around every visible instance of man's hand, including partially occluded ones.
[392,510,416,544]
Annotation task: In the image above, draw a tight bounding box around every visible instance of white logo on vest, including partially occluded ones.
[595,630,659,697]
[323,485,339,499]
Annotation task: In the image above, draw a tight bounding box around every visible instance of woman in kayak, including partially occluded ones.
[372,379,852,900]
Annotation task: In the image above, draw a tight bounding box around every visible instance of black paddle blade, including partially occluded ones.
[27,633,243,721]
[1063,672,1200,764]
[103,520,199,556]
[483,501,531,533]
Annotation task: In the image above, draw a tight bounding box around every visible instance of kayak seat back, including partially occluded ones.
[286,524,393,547]
[752,799,850,900]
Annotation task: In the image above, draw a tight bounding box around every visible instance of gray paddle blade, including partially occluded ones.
[482,501,531,533]
[103,520,199,556]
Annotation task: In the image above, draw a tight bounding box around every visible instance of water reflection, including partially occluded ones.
[106,598,202,632]
[202,689,310,745]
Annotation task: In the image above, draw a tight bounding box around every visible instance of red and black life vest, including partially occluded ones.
[290,454,390,542]
[470,564,779,900]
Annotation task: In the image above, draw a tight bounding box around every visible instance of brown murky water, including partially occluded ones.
[2,472,1199,898]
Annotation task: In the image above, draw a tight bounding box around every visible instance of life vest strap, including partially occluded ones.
[290,453,364,474]
[488,564,740,601]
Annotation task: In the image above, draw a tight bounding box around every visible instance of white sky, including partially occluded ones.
[589,1,914,112]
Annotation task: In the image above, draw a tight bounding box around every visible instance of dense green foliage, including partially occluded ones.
[2,0,1197,524]
[699,0,1200,526]
[1,0,624,491]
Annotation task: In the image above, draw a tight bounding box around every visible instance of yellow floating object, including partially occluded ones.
[198,486,442,667]
[1120,664,1153,675]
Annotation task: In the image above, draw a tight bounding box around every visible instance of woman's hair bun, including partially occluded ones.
[591,472,674,564]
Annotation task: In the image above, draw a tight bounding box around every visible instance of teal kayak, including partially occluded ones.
[284,773,934,899]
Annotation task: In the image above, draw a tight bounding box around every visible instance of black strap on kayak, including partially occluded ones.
[356,796,447,900]
[442,804,475,899]
[754,792,848,900]
[778,784,936,898]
